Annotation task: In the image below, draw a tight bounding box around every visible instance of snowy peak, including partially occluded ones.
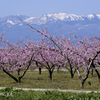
[0,13,100,26]
[7,20,16,25]
[0,15,29,26]
[24,13,85,25]
[24,15,47,25]
[0,13,100,43]
[96,14,100,19]
[46,13,100,21]
[23,13,100,25]
[86,14,95,19]
[47,13,84,21]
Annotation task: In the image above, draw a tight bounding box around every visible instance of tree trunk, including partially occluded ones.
[95,69,100,83]
[80,69,90,89]
[3,68,18,83]
[35,61,42,74]
[71,73,74,78]
[91,62,100,82]
[91,69,93,77]
[80,53,100,88]
[49,70,53,80]
[39,67,41,74]
[67,58,76,78]
[80,79,86,89]
[18,69,20,75]
[18,56,32,83]
[70,68,76,78]
[57,65,61,73]
[76,68,89,89]
[18,77,21,83]
[70,68,74,78]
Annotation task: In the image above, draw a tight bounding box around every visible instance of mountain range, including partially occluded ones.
[0,13,100,43]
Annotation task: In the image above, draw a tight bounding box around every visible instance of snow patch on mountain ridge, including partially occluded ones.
[24,13,100,25]
[96,14,100,19]
[1,13,100,26]
[7,20,16,25]
[47,13,84,21]
[87,14,95,20]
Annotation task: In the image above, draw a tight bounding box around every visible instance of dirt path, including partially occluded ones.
[0,87,99,93]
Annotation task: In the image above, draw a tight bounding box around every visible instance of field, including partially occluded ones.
[0,70,100,99]
[0,69,100,91]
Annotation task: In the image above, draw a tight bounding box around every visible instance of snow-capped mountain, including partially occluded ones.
[24,13,100,24]
[0,13,100,43]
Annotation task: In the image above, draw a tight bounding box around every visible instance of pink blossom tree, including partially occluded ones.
[25,39,62,80]
[0,41,36,83]
[73,36,100,88]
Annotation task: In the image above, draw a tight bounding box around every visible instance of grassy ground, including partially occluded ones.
[0,87,100,100]
[0,70,100,90]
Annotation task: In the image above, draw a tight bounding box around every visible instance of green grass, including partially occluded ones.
[0,70,100,90]
[0,87,100,100]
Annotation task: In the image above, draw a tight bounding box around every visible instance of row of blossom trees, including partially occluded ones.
[1,23,100,88]
[23,21,100,88]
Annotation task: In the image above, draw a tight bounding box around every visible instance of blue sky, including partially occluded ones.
[0,0,100,17]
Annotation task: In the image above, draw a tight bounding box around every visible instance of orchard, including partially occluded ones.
[0,20,100,89]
